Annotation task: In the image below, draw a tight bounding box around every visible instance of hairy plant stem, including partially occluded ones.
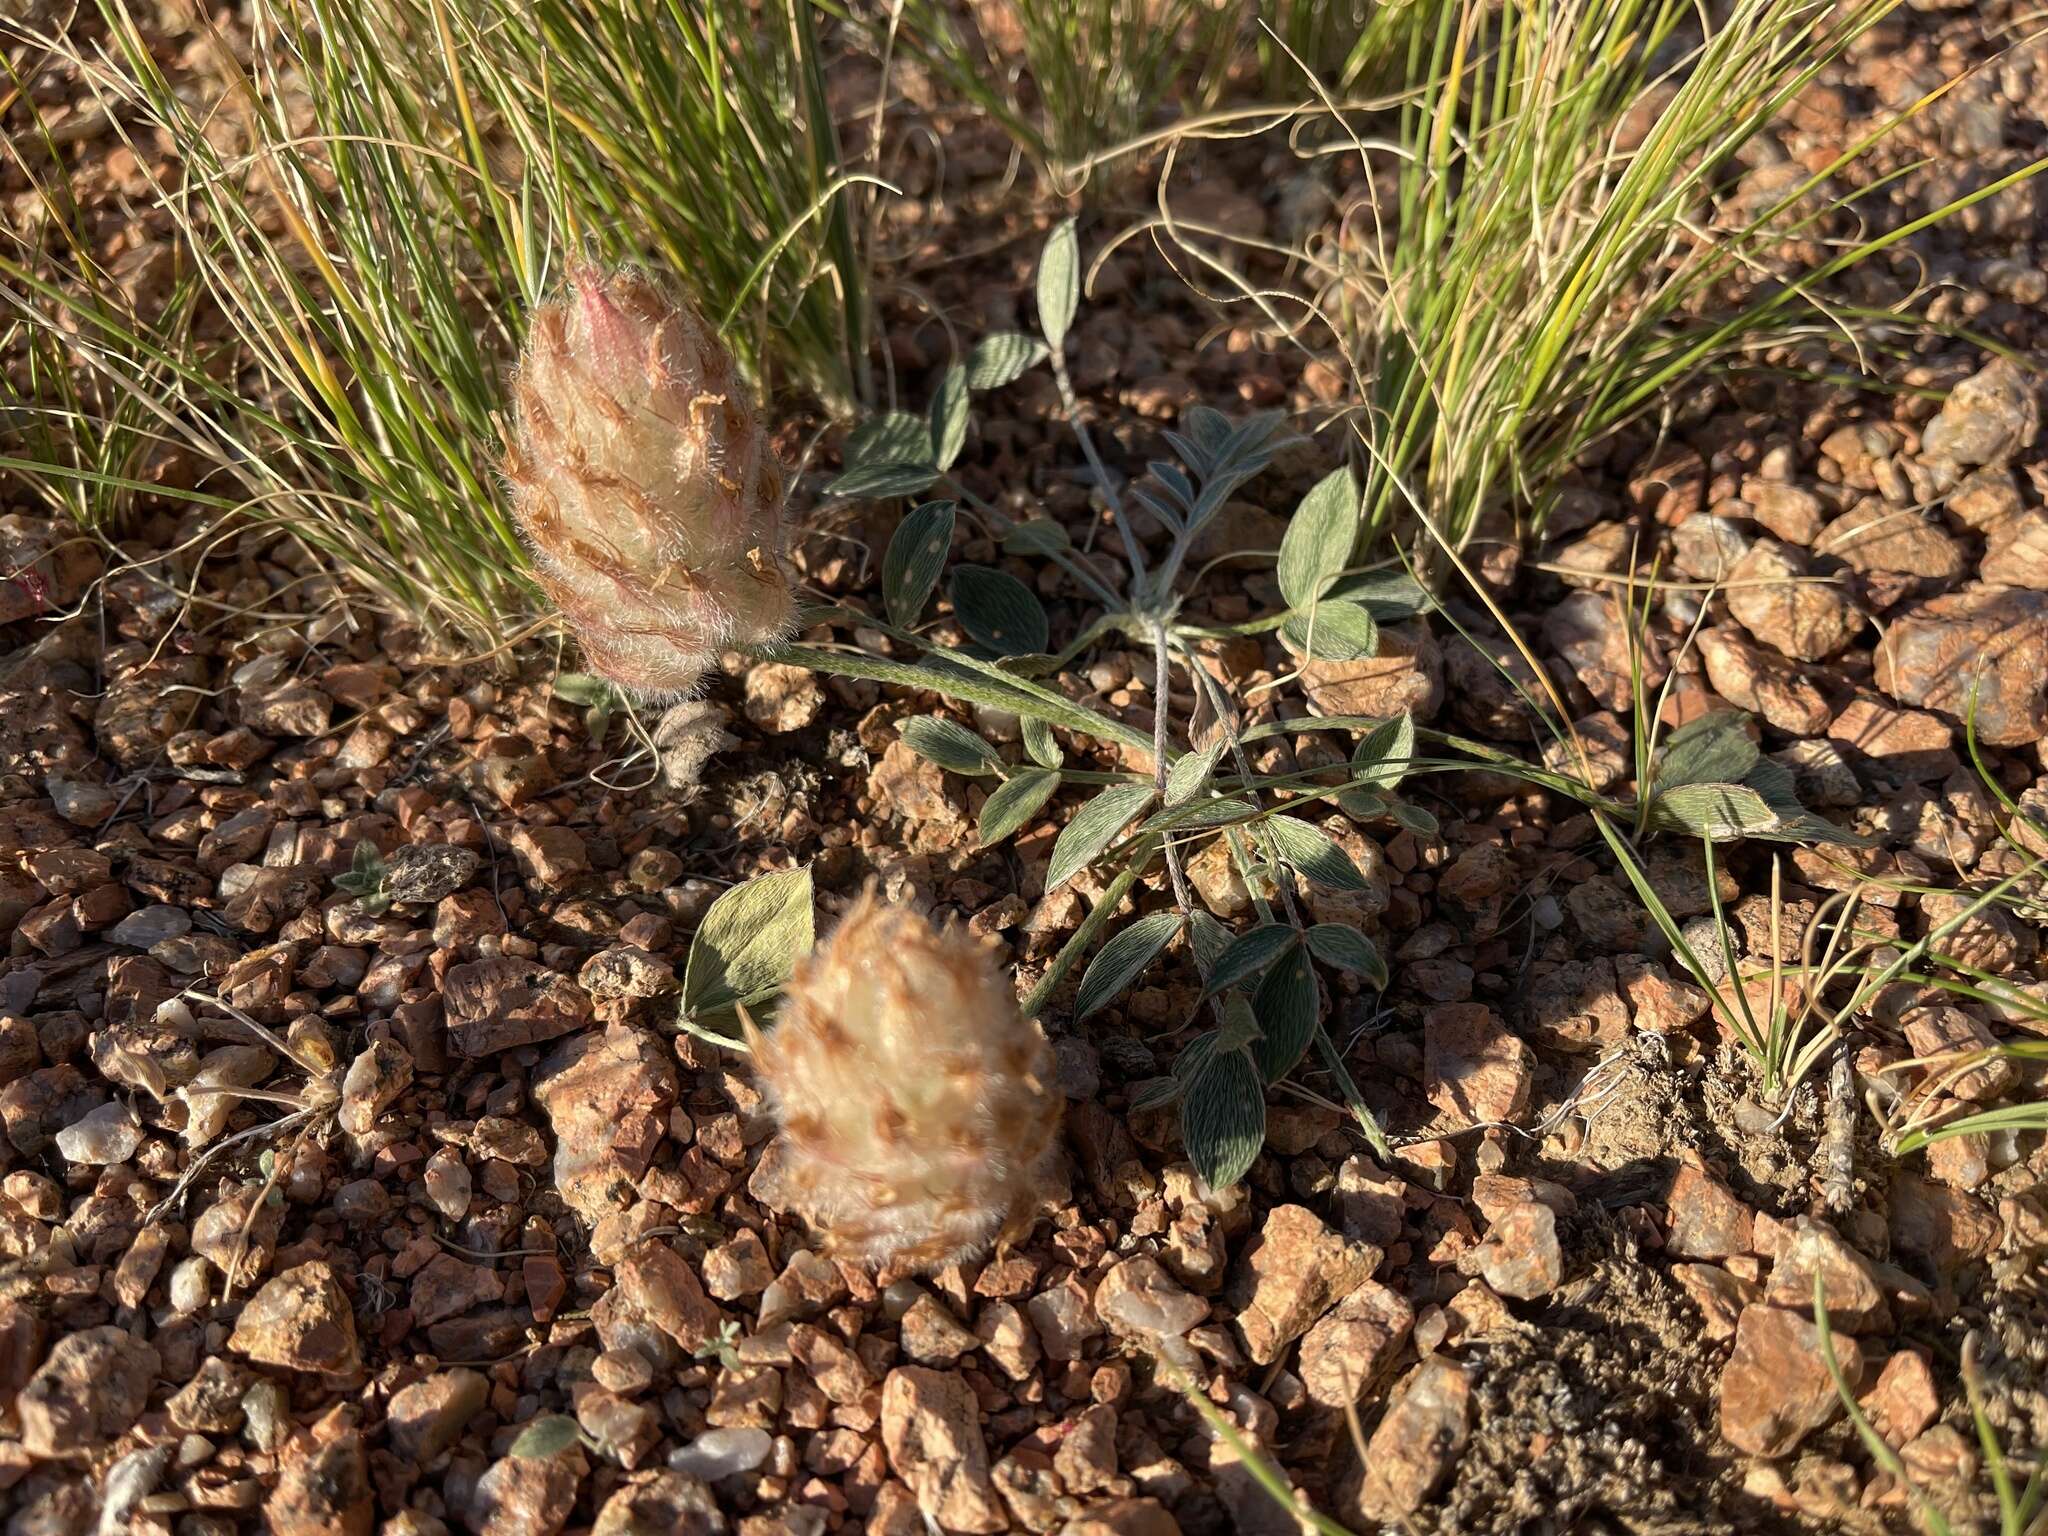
[1048,338,1149,594]
[1151,622,1197,923]
[761,642,1154,754]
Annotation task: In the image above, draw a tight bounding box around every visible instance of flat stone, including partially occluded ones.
[1550,520,1635,584]
[577,945,677,1002]
[1665,1163,1754,1260]
[1473,1200,1564,1299]
[230,1262,361,1374]
[161,1355,248,1435]
[268,1433,372,1536]
[1828,696,1956,782]
[388,1369,490,1463]
[1726,539,1863,661]
[1524,957,1631,1052]
[789,1322,871,1403]
[1891,1174,2001,1274]
[701,1229,774,1301]
[1816,498,1965,580]
[18,1325,158,1457]
[1439,841,1512,911]
[1741,480,1827,545]
[666,1427,772,1482]
[1334,1156,1408,1247]
[1773,739,1862,808]
[381,844,481,905]
[1616,954,1711,1033]
[1698,627,1831,735]
[1299,1280,1414,1409]
[606,1239,726,1355]
[1875,588,2048,746]
[1671,1263,1758,1341]
[470,1448,585,1536]
[1719,1305,1860,1458]
[1902,1007,2016,1102]
[1344,1356,1473,1523]
[1673,512,1754,580]
[900,1294,981,1364]
[507,825,589,890]
[1900,1424,1979,1488]
[881,1366,1007,1534]
[444,958,594,1057]
[472,747,557,809]
[1982,507,2048,589]
[1094,1255,1208,1343]
[409,1253,505,1328]
[1302,622,1449,724]
[758,1248,848,1328]
[1423,1003,1533,1126]
[338,1038,412,1137]
[1921,357,2037,466]
[1543,591,1665,711]
[109,904,191,948]
[1947,466,2021,530]
[54,1100,141,1165]
[1027,1277,1103,1362]
[532,1025,676,1222]
[192,1181,284,1283]
[241,683,332,738]
[1228,1204,1379,1365]
[1859,1349,1939,1445]
[593,1472,725,1535]
[1568,875,1654,947]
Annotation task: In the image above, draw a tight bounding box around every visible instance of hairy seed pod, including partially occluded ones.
[751,893,1060,1270]
[504,267,793,696]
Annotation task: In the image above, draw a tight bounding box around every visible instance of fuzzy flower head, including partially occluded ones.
[751,892,1061,1271]
[505,267,793,696]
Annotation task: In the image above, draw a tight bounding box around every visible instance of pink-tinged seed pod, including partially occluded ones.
[751,892,1061,1271]
[504,267,794,696]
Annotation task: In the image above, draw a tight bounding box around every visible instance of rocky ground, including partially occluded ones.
[4,3,2048,1535]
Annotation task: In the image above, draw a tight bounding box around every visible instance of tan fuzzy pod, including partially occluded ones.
[752,893,1060,1271]
[505,268,793,696]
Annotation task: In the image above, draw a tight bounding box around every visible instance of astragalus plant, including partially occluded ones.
[522,226,1848,1193]
[1209,0,2048,550]
[520,231,1421,1186]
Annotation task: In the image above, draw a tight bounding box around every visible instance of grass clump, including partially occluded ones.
[885,0,1243,193]
[1173,0,2046,552]
[6,0,541,642]
[3,0,879,646]
[1253,0,1433,98]
[418,0,876,412]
